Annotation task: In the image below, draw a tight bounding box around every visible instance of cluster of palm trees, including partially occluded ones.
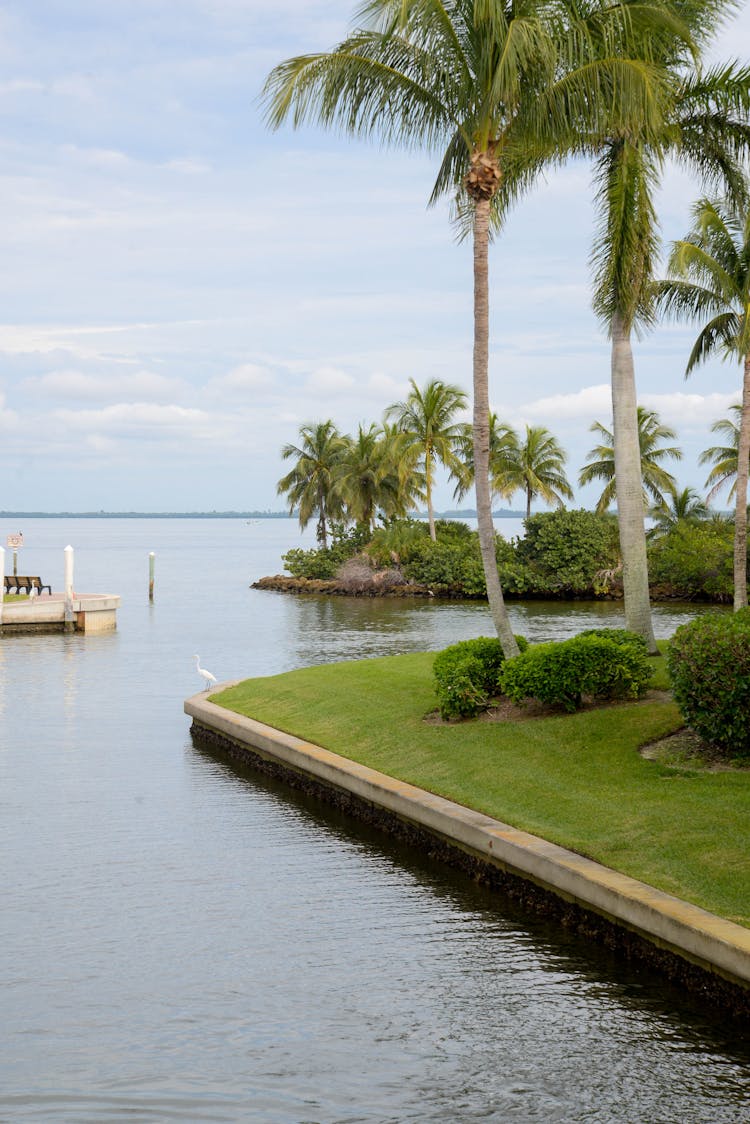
[278,378,575,546]
[279,383,747,549]
[264,0,750,653]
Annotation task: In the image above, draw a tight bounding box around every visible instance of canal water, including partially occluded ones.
[1,518,748,1122]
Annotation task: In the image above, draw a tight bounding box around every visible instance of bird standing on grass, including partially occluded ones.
[194,654,217,692]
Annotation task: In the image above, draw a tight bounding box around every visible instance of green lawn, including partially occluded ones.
[214,648,750,928]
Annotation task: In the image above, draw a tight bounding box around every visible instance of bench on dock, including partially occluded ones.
[4,575,52,596]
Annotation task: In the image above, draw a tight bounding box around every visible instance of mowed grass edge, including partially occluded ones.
[213,650,750,928]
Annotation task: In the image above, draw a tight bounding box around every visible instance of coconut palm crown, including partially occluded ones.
[648,485,709,537]
[451,413,519,507]
[699,403,744,501]
[384,378,468,540]
[579,406,682,514]
[505,424,574,519]
[277,419,347,547]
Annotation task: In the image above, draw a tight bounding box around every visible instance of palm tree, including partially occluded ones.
[589,4,750,647]
[379,419,427,514]
[654,197,750,609]
[451,414,519,509]
[384,378,467,540]
[579,406,682,514]
[648,486,708,537]
[263,0,674,657]
[277,420,346,547]
[503,425,573,520]
[337,423,406,534]
[700,403,744,501]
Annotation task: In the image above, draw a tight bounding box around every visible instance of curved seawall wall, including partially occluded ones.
[186,689,750,1017]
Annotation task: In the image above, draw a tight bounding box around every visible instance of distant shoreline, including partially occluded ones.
[0,509,527,520]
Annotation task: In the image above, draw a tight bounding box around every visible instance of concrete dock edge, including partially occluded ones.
[185,688,750,1012]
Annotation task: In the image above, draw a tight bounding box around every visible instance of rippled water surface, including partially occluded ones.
[1,518,748,1122]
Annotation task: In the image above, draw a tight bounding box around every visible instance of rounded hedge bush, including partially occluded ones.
[577,627,649,655]
[499,634,651,712]
[433,635,527,720]
[667,611,750,757]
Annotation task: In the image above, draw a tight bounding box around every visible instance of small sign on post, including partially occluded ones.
[6,532,23,578]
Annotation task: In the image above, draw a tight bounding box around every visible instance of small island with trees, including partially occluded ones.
[257,381,745,605]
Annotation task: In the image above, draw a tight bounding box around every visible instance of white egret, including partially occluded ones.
[193,654,217,692]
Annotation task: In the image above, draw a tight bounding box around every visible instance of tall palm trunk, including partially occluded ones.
[526,487,532,521]
[472,196,519,658]
[734,354,750,610]
[425,446,436,541]
[611,311,657,652]
[316,482,328,549]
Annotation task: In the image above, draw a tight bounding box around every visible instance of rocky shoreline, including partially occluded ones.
[251,573,438,597]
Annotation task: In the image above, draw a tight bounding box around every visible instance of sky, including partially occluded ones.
[1,1,749,514]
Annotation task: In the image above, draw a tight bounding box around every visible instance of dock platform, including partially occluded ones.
[1,592,121,634]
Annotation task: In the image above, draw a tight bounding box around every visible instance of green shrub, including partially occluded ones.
[282,523,367,579]
[508,509,620,597]
[405,532,513,597]
[577,628,649,655]
[404,539,486,595]
[282,546,340,579]
[433,635,528,720]
[647,520,737,601]
[433,655,488,720]
[500,634,651,712]
[667,611,750,757]
[433,518,474,541]
[367,519,429,567]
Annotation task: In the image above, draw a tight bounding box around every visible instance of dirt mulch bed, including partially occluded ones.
[641,728,750,772]
[424,689,671,726]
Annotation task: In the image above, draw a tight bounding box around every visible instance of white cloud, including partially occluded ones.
[640,391,738,429]
[55,402,217,441]
[160,157,211,174]
[51,75,95,100]
[0,391,19,431]
[523,384,612,421]
[24,368,188,403]
[305,366,356,394]
[520,384,740,435]
[60,144,132,168]
[365,371,407,399]
[210,363,275,394]
[0,78,44,95]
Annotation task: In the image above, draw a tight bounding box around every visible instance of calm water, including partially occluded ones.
[1,518,747,1123]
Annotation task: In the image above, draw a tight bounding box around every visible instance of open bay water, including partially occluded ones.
[1,517,748,1122]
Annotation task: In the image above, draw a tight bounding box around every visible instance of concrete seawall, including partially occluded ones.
[1,593,120,634]
[185,688,750,1015]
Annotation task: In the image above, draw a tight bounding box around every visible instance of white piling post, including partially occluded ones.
[64,545,75,627]
[0,546,5,629]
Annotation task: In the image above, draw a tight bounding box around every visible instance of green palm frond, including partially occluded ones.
[685,312,742,373]
[579,405,682,511]
[591,138,662,331]
[699,403,745,503]
[656,194,750,376]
